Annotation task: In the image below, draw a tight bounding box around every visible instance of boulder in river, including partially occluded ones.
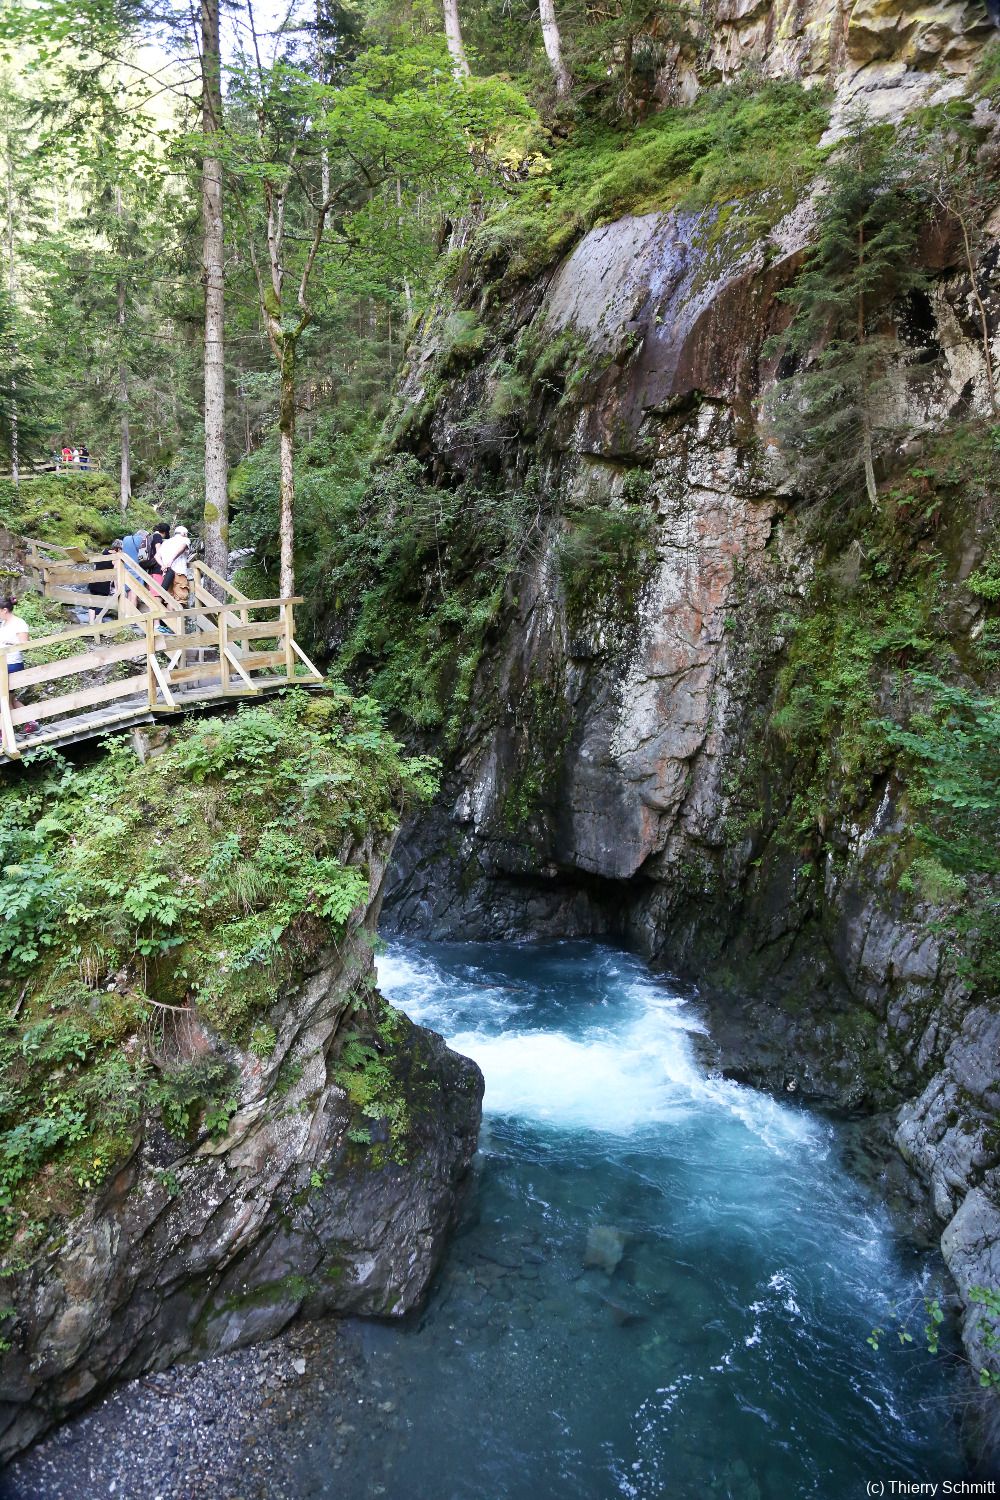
[584,1225,628,1275]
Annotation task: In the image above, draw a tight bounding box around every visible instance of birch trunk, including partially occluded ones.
[201,0,228,587]
[539,0,570,97]
[443,0,470,78]
[278,343,296,600]
[5,135,18,487]
[116,188,131,515]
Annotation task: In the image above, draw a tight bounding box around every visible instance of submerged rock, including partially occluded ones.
[583,1225,628,1275]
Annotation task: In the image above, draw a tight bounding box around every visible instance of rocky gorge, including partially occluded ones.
[2,0,1000,1479]
[348,0,1000,1418]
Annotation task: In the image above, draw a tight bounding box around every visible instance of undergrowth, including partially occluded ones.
[0,689,437,1249]
[467,78,830,297]
[767,420,1000,991]
[0,473,155,550]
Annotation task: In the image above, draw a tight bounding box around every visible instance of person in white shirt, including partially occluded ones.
[0,596,39,734]
[157,526,191,606]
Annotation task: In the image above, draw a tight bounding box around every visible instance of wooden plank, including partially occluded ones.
[152,628,220,653]
[37,564,113,585]
[193,594,303,612]
[163,662,224,685]
[18,638,147,688]
[225,622,282,643]
[0,654,19,758]
[17,619,126,655]
[239,650,288,672]
[223,647,258,692]
[291,638,324,679]
[282,602,294,681]
[42,585,120,610]
[194,560,250,601]
[218,611,231,693]
[149,653,178,709]
[11,674,148,725]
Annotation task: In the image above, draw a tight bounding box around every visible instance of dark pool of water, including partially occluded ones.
[282,939,970,1500]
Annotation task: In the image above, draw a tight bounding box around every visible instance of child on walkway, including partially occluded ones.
[0,597,39,735]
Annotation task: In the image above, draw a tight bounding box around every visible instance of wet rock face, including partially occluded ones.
[385,188,988,944]
[0,915,483,1462]
[381,33,1000,1398]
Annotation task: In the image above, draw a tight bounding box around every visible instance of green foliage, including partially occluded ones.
[869,1288,1000,1389]
[327,451,540,736]
[333,1022,411,1161]
[248,1023,277,1058]
[764,122,927,506]
[469,79,828,296]
[439,311,487,370]
[0,471,152,550]
[764,418,1000,993]
[0,689,436,1247]
[557,491,656,623]
[770,577,940,838]
[970,1287,1000,1387]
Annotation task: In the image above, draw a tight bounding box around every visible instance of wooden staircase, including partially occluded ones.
[0,543,323,762]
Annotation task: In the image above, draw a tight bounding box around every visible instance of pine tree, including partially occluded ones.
[765,124,927,507]
[0,290,39,469]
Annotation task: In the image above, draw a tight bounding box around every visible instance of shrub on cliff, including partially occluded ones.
[0,689,437,1252]
[469,78,829,294]
[763,122,927,507]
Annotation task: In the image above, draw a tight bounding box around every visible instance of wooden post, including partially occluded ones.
[218,608,230,692]
[0,652,18,758]
[282,601,295,682]
[114,553,126,618]
[145,617,157,708]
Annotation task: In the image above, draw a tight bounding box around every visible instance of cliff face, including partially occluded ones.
[0,698,483,1461]
[371,4,1000,1387]
[0,920,481,1463]
[666,0,992,108]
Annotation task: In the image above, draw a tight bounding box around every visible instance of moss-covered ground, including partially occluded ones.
[0,688,437,1255]
[0,472,156,551]
[464,78,829,301]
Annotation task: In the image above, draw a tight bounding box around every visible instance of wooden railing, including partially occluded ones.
[1,557,322,760]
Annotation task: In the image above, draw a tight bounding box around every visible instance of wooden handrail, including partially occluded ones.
[192,559,250,601]
[0,587,323,759]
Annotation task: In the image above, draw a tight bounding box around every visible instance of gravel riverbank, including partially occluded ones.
[0,1318,376,1500]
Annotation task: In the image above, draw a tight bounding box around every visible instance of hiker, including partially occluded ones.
[144,522,171,590]
[121,528,148,596]
[88,539,122,623]
[79,445,91,470]
[158,525,191,606]
[0,596,39,736]
[60,445,73,466]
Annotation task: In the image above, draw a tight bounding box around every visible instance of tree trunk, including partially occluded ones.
[539,0,571,97]
[443,0,470,78]
[115,189,131,515]
[120,409,131,514]
[279,342,296,599]
[857,221,877,508]
[5,135,18,488]
[201,0,228,587]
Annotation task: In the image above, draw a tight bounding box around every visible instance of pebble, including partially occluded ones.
[3,1321,370,1500]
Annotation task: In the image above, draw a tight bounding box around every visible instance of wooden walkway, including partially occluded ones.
[0,543,323,762]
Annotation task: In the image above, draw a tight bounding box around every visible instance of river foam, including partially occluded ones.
[379,943,818,1152]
